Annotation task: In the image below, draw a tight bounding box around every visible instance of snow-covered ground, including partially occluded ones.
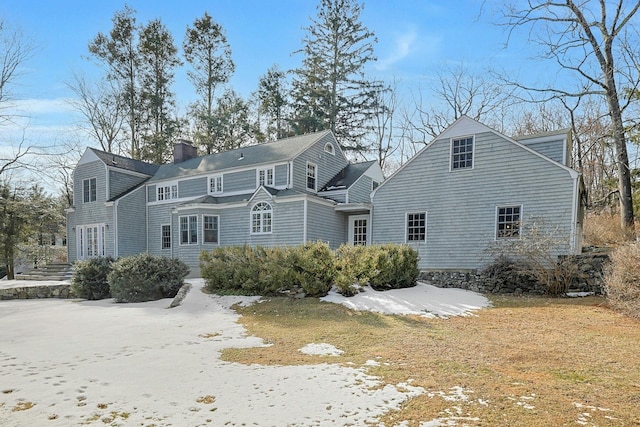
[0,279,489,426]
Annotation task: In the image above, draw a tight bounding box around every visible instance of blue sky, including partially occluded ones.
[0,0,530,150]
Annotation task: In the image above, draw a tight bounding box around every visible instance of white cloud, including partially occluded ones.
[377,26,442,72]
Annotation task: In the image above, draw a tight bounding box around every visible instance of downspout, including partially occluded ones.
[114,199,119,257]
[146,185,149,254]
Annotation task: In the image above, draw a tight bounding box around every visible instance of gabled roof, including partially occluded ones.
[178,187,305,207]
[89,148,160,176]
[149,130,333,183]
[319,161,377,192]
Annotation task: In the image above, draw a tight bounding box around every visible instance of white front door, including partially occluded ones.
[348,215,369,245]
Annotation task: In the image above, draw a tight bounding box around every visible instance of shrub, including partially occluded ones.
[334,244,375,296]
[200,245,266,295]
[369,244,419,291]
[70,256,114,300]
[108,253,189,303]
[289,242,335,296]
[201,243,335,297]
[604,243,640,318]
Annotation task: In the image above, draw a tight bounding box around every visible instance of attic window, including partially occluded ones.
[451,136,474,170]
[324,143,335,155]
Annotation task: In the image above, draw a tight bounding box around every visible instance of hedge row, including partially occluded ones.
[200,242,419,297]
[71,253,189,303]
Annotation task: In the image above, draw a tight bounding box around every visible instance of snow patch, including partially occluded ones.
[299,343,344,356]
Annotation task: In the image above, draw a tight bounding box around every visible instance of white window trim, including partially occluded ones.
[256,167,275,188]
[495,205,523,240]
[157,181,179,202]
[405,212,427,243]
[250,202,273,235]
[179,215,199,245]
[348,214,369,245]
[161,224,171,250]
[202,214,220,244]
[306,161,317,192]
[449,135,475,171]
[324,142,335,155]
[208,174,223,194]
[82,177,97,203]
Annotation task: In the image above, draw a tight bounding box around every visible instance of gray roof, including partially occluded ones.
[180,187,305,206]
[149,130,333,183]
[320,161,377,191]
[90,148,160,176]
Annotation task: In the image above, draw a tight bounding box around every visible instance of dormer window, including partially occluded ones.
[324,143,335,155]
[209,175,223,194]
[158,182,178,201]
[257,168,274,187]
[451,136,474,170]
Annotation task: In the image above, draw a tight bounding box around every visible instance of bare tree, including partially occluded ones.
[408,63,516,141]
[369,79,398,173]
[499,0,640,237]
[67,73,126,154]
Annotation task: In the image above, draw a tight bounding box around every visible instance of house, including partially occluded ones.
[371,115,584,271]
[66,131,383,275]
[67,116,583,277]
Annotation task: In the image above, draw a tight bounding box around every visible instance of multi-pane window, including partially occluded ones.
[406,212,426,242]
[251,202,272,234]
[306,162,317,191]
[352,219,367,246]
[161,225,171,249]
[451,137,474,170]
[180,215,198,244]
[83,178,96,203]
[497,206,521,238]
[258,168,274,187]
[158,183,178,201]
[203,215,219,243]
[209,175,223,194]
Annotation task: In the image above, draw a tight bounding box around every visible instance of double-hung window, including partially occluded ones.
[180,215,198,244]
[83,178,97,203]
[406,212,426,242]
[251,202,272,234]
[203,215,219,243]
[258,168,274,187]
[158,183,178,201]
[451,136,474,170]
[209,175,223,194]
[496,206,521,238]
[306,162,317,191]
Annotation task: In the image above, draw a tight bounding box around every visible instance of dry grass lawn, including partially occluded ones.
[223,295,640,426]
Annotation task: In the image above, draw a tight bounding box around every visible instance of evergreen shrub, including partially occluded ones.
[108,253,189,303]
[70,256,114,300]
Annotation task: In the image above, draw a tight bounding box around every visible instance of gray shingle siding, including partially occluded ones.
[293,133,348,192]
[275,164,289,187]
[179,176,207,198]
[347,176,373,204]
[306,200,346,248]
[522,140,565,164]
[116,186,148,257]
[224,169,256,193]
[372,130,576,270]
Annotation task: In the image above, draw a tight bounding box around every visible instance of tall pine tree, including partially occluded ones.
[183,12,235,154]
[291,0,384,154]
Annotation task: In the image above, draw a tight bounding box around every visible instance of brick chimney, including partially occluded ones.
[173,139,197,163]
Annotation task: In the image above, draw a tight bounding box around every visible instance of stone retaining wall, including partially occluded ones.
[0,284,73,300]
[419,253,609,295]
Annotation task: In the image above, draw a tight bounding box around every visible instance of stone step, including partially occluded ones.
[15,264,73,281]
